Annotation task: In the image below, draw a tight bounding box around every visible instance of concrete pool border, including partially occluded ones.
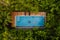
[11,12,46,28]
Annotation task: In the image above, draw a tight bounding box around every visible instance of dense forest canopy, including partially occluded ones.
[0,0,59,12]
[0,0,60,40]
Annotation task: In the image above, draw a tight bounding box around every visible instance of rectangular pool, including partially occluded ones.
[15,16,45,27]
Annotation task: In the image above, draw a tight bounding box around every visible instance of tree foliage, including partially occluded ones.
[0,0,60,40]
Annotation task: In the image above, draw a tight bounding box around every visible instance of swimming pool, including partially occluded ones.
[15,16,45,27]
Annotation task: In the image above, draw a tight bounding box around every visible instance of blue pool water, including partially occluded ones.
[15,16,45,27]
